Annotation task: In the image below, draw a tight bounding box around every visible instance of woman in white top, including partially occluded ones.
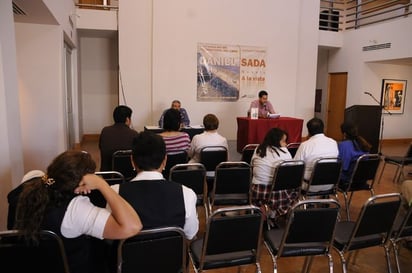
[251,128,298,222]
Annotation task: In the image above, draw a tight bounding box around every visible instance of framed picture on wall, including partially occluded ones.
[381,79,407,114]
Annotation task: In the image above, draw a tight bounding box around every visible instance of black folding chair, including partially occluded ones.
[337,153,381,220]
[169,163,208,219]
[117,227,187,273]
[333,193,402,273]
[163,150,188,179]
[0,229,70,273]
[112,149,136,181]
[207,161,252,214]
[241,143,259,164]
[263,160,305,227]
[301,157,342,200]
[90,171,125,207]
[189,205,264,273]
[199,145,228,191]
[389,203,412,273]
[286,142,300,158]
[264,199,341,273]
[378,142,412,183]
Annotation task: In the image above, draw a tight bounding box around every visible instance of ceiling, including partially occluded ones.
[13,0,57,25]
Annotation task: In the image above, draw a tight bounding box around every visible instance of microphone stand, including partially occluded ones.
[365,92,392,154]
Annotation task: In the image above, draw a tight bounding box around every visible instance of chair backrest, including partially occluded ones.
[169,163,207,205]
[90,171,125,207]
[163,151,188,179]
[277,199,340,256]
[117,227,186,273]
[0,229,70,273]
[95,171,125,185]
[241,144,259,164]
[345,193,402,251]
[209,161,252,209]
[201,205,263,260]
[305,157,342,193]
[200,146,228,172]
[405,142,412,158]
[393,202,412,240]
[112,149,136,181]
[271,160,305,192]
[347,153,381,190]
[286,142,300,158]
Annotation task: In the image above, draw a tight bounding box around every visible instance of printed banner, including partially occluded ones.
[197,43,266,102]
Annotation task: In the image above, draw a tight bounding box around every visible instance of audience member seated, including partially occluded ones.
[159,99,190,128]
[7,170,45,229]
[158,108,191,154]
[251,128,296,222]
[7,150,142,273]
[338,122,372,185]
[188,113,228,163]
[99,105,138,171]
[110,131,199,239]
[294,117,338,192]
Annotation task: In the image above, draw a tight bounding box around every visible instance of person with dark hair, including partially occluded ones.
[158,100,190,128]
[294,117,338,192]
[338,122,372,183]
[249,90,276,118]
[188,113,228,163]
[158,108,190,154]
[250,128,297,221]
[99,105,138,171]
[8,150,142,273]
[109,131,198,239]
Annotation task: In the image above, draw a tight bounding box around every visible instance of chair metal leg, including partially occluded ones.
[337,250,348,273]
[391,240,402,273]
[342,192,350,220]
[378,162,387,184]
[255,261,262,273]
[327,253,334,273]
[384,244,393,273]
[301,256,314,273]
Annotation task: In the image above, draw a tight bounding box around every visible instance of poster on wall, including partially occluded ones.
[381,79,407,114]
[197,43,266,102]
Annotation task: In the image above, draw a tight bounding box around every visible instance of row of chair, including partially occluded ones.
[2,194,410,273]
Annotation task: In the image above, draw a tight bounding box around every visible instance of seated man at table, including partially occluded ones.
[249,90,276,118]
[159,99,190,128]
[294,117,338,192]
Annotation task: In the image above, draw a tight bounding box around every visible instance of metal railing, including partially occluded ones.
[320,0,411,31]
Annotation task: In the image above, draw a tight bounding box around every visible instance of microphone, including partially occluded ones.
[263,103,267,110]
[364,91,372,96]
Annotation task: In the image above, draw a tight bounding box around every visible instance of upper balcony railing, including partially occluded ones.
[320,0,411,31]
[75,0,118,10]
[75,1,410,31]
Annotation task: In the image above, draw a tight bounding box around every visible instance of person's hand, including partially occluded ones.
[74,173,105,195]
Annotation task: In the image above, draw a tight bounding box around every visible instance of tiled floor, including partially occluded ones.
[81,139,412,273]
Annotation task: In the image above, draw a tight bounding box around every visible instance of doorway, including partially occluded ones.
[326,72,347,141]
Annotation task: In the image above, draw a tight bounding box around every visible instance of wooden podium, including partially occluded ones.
[344,105,382,154]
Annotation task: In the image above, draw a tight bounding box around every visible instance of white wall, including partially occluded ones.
[119,0,321,139]
[0,0,25,230]
[80,36,119,134]
[15,23,66,170]
[327,17,412,139]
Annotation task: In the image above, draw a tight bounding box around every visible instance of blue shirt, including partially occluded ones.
[338,140,368,182]
[158,108,190,127]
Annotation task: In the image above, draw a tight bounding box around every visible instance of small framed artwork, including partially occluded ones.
[381,79,407,114]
